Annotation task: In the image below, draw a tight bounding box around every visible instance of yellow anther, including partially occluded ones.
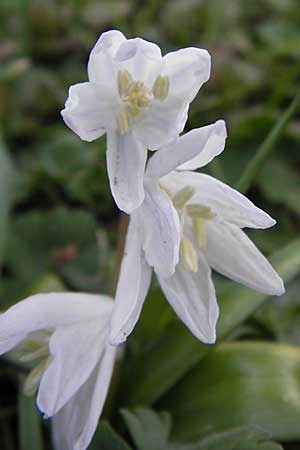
[159,182,172,198]
[186,204,216,220]
[24,357,51,397]
[173,186,195,209]
[180,235,198,272]
[152,75,169,101]
[193,218,206,249]
[118,70,132,97]
[117,107,130,134]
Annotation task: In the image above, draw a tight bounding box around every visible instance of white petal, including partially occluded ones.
[0,293,113,355]
[205,221,285,295]
[106,130,147,214]
[177,120,227,171]
[115,37,162,85]
[162,172,276,229]
[61,82,116,142]
[109,216,152,346]
[157,253,218,343]
[37,319,107,417]
[162,47,211,104]
[139,181,180,278]
[135,97,187,150]
[88,30,126,85]
[52,345,116,450]
[146,120,227,178]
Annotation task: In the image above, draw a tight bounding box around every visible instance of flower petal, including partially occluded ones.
[52,345,116,450]
[146,120,227,178]
[205,221,285,295]
[0,293,113,355]
[162,47,211,104]
[177,120,227,171]
[88,30,126,85]
[115,37,162,85]
[106,130,147,213]
[134,97,187,150]
[61,82,116,142]
[162,172,276,229]
[157,253,218,344]
[109,216,152,346]
[141,181,180,278]
[37,318,108,417]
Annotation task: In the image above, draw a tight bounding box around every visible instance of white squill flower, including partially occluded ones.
[109,120,285,345]
[0,292,116,450]
[61,30,211,214]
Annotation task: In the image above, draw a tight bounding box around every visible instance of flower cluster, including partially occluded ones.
[0,30,284,450]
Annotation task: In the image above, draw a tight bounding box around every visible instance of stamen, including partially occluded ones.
[173,186,195,209]
[192,218,206,248]
[117,107,130,134]
[158,182,172,198]
[186,204,216,220]
[118,70,132,97]
[24,357,51,397]
[180,235,198,272]
[152,75,169,101]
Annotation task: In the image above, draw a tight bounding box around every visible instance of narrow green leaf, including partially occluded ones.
[236,90,300,193]
[18,377,44,450]
[161,342,300,442]
[89,421,132,450]
[120,237,300,406]
[121,408,171,450]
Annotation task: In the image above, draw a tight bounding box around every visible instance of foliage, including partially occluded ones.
[0,0,300,449]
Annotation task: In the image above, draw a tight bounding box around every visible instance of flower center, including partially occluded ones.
[117,70,169,134]
[16,330,52,396]
[160,183,216,272]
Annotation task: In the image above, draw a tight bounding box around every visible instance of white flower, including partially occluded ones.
[109,120,285,345]
[0,292,116,450]
[61,30,211,214]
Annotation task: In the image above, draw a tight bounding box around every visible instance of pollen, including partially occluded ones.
[173,186,195,209]
[152,75,169,101]
[180,235,198,272]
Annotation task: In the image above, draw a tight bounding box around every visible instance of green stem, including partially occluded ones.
[236,90,300,194]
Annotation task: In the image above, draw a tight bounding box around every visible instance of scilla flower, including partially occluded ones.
[110,120,284,345]
[61,30,211,214]
[0,292,116,450]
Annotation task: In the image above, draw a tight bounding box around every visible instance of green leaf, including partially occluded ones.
[121,408,172,450]
[236,90,300,193]
[120,237,300,406]
[89,421,132,450]
[18,378,44,450]
[161,342,300,442]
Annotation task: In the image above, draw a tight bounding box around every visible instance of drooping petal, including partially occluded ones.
[177,120,227,171]
[0,293,113,355]
[109,216,152,346]
[162,47,211,104]
[146,120,227,178]
[61,82,116,142]
[106,130,147,213]
[162,172,276,229]
[157,253,218,344]
[88,30,126,85]
[141,181,180,278]
[37,319,107,417]
[115,37,163,85]
[205,221,285,295]
[52,345,116,450]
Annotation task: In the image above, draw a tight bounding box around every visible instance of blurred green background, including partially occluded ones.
[1,0,300,449]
